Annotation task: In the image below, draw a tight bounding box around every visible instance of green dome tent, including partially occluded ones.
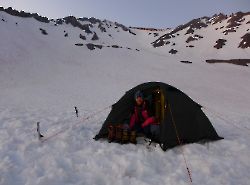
[94,82,222,150]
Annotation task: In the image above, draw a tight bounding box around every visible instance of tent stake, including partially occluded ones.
[37,122,44,140]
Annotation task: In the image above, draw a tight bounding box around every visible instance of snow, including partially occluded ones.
[0,10,250,185]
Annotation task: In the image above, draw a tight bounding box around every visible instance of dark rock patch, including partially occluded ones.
[91,32,99,40]
[210,13,227,24]
[1,18,6,22]
[1,7,49,23]
[79,34,86,40]
[129,29,136,35]
[247,29,249,31]
[86,43,102,50]
[215,28,218,30]
[127,47,131,50]
[78,17,101,24]
[206,59,250,66]
[111,45,119,48]
[238,33,250,49]
[39,28,48,35]
[186,35,203,43]
[214,39,227,49]
[246,21,250,24]
[169,49,178,54]
[64,16,92,34]
[180,60,192,64]
[152,17,209,47]
[186,45,194,48]
[172,43,176,46]
[114,22,129,31]
[136,49,140,51]
[153,33,159,37]
[75,43,84,46]
[64,33,68,37]
[226,12,250,28]
[220,26,224,29]
[56,19,63,25]
[98,23,106,32]
[223,28,237,35]
[108,34,112,37]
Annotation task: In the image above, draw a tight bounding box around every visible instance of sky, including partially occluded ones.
[1,0,250,28]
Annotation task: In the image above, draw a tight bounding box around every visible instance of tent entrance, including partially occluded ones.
[143,87,165,124]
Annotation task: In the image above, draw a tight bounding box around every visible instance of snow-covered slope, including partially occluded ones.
[0,7,250,185]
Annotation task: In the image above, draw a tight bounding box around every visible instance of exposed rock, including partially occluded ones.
[91,32,99,40]
[56,19,63,25]
[214,39,227,49]
[226,12,250,28]
[129,27,169,31]
[169,49,178,54]
[223,28,236,35]
[247,21,250,24]
[180,61,192,64]
[127,47,131,50]
[111,45,119,48]
[210,13,227,24]
[86,43,102,50]
[64,16,92,34]
[75,43,84,46]
[114,22,128,31]
[64,33,68,37]
[78,17,101,24]
[1,18,6,22]
[238,33,250,49]
[98,23,106,32]
[152,17,209,47]
[1,7,49,23]
[186,45,194,48]
[79,34,86,40]
[206,59,250,66]
[172,43,176,46]
[136,49,140,51]
[39,28,48,35]
[153,33,159,37]
[220,26,224,29]
[129,29,136,35]
[186,35,203,43]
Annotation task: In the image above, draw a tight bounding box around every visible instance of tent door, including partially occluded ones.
[152,88,165,123]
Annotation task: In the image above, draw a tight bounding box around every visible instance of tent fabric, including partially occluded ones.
[94,82,222,149]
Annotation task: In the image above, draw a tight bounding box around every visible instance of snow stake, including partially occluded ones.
[75,106,79,118]
[37,122,44,140]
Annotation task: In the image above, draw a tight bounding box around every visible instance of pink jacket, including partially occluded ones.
[129,104,156,129]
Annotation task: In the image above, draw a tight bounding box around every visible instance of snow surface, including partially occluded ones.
[0,11,250,185]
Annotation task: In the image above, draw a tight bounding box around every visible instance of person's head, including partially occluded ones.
[134,91,144,106]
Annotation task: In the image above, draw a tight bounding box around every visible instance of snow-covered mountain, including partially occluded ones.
[0,7,250,185]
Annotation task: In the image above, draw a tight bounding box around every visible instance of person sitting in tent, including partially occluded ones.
[129,90,159,138]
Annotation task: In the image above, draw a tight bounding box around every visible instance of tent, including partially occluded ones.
[94,82,222,150]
